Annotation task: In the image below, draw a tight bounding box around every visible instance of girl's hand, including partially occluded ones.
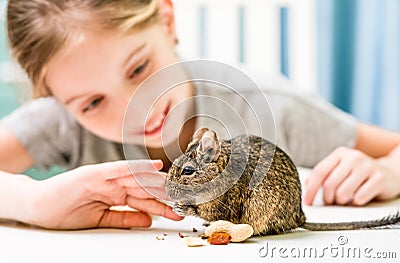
[304,147,400,206]
[22,160,183,229]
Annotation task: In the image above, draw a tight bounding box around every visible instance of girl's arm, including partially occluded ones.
[0,126,33,173]
[305,123,400,206]
[0,160,183,229]
[0,171,34,222]
[355,123,400,158]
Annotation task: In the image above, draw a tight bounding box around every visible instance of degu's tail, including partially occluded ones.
[301,211,400,231]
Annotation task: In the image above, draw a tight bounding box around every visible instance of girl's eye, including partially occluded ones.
[82,97,104,113]
[129,60,149,79]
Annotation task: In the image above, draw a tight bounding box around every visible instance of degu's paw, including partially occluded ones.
[173,203,198,216]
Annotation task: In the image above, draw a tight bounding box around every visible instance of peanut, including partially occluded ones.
[183,237,207,247]
[205,220,254,242]
[208,232,231,245]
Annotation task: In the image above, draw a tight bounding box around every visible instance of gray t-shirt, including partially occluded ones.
[0,72,357,170]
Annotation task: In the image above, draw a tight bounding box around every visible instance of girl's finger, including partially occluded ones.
[87,160,163,180]
[352,172,383,206]
[322,160,352,205]
[133,171,167,187]
[126,196,184,221]
[127,159,163,174]
[115,172,166,188]
[304,149,342,205]
[334,162,372,205]
[126,186,169,200]
[97,210,152,228]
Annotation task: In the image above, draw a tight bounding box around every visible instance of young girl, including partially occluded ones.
[1,0,400,230]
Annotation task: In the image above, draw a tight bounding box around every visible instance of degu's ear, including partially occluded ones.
[188,127,220,163]
[157,0,178,45]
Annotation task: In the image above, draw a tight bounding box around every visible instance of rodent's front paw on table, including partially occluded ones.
[173,203,198,217]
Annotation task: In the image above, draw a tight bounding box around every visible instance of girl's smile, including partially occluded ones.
[143,101,170,136]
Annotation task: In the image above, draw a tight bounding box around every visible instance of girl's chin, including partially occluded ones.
[144,134,177,149]
[143,139,164,149]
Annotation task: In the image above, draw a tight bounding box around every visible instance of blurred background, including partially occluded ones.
[0,0,399,177]
[173,0,400,131]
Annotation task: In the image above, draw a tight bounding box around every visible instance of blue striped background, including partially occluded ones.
[196,5,290,77]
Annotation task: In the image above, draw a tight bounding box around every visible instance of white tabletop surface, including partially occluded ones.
[1,168,399,263]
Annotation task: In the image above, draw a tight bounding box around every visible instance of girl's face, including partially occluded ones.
[46,21,192,148]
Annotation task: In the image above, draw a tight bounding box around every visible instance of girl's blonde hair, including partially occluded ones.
[7,0,159,98]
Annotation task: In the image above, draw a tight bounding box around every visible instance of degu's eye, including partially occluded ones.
[181,166,196,176]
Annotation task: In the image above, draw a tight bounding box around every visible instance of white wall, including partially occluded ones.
[173,0,317,92]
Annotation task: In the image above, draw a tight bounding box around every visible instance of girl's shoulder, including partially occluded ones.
[1,96,77,132]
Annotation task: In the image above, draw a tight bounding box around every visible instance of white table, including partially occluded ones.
[1,168,399,263]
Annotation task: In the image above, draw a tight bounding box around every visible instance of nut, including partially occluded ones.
[207,232,231,245]
[205,220,254,242]
[183,237,207,247]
